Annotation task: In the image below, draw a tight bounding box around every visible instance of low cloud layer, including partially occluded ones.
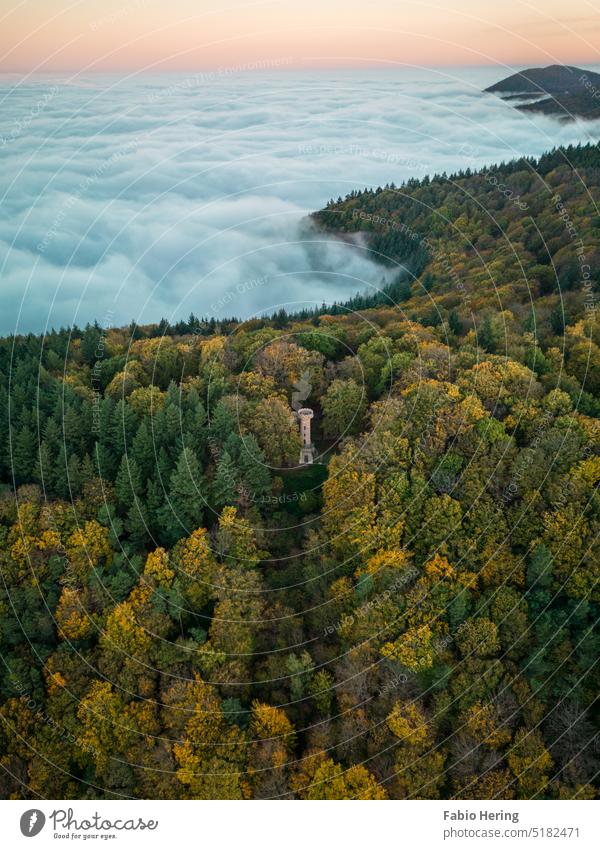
[1,67,598,334]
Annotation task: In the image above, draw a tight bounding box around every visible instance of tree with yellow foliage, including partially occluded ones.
[55,587,94,641]
[245,395,302,467]
[386,700,445,798]
[248,701,296,798]
[507,728,553,799]
[172,675,247,799]
[60,520,112,587]
[291,751,387,799]
[76,682,138,774]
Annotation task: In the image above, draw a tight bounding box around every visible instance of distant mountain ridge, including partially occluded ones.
[485,64,600,121]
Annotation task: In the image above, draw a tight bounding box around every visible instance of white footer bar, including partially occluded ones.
[2,799,597,849]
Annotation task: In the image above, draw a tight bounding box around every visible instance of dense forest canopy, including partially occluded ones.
[0,141,599,799]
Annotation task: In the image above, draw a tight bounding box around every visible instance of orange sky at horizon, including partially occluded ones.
[1,0,599,74]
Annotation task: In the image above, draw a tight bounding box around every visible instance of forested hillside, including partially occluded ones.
[0,142,599,799]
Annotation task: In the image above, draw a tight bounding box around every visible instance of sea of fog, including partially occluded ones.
[1,67,599,334]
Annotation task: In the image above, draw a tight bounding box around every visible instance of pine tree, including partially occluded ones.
[156,446,172,488]
[67,452,82,497]
[132,420,155,480]
[62,404,83,454]
[238,434,270,502]
[165,381,180,407]
[209,400,236,445]
[125,498,150,548]
[0,385,8,478]
[448,309,462,336]
[97,396,115,445]
[53,444,70,498]
[168,447,205,534]
[79,453,96,489]
[94,441,116,481]
[33,440,52,491]
[478,316,497,353]
[550,303,570,335]
[163,402,182,452]
[145,477,165,542]
[110,399,138,458]
[183,390,207,454]
[212,450,238,508]
[115,455,143,511]
[12,425,36,483]
[81,323,102,365]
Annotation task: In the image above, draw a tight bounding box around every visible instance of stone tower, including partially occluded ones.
[297,407,316,465]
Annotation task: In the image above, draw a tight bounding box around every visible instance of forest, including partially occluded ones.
[0,141,598,799]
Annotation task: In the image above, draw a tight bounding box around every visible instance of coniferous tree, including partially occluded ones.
[125,498,150,548]
[145,477,165,543]
[132,419,155,480]
[12,425,36,483]
[33,440,52,491]
[212,450,239,509]
[115,455,143,511]
[237,434,271,501]
[81,323,102,365]
[167,446,205,536]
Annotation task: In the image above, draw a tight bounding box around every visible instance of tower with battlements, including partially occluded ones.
[297,407,316,465]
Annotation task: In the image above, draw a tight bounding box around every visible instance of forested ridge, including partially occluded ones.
[0,142,599,799]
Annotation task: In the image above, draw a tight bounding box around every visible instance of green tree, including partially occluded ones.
[166,447,205,536]
[212,449,239,508]
[115,455,143,511]
[237,434,270,502]
[322,378,367,438]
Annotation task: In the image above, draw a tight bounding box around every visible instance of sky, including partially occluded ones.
[1,0,600,74]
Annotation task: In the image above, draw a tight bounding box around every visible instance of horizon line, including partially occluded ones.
[2,60,600,76]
